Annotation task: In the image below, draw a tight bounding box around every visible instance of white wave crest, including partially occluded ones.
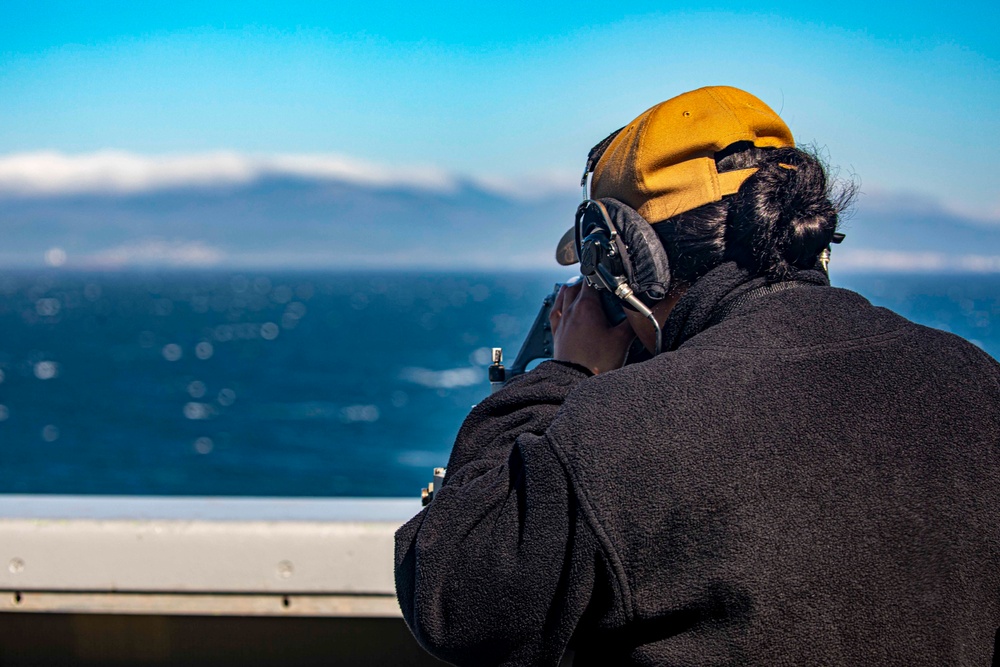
[400,366,482,389]
[83,239,224,268]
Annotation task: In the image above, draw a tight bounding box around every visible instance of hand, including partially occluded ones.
[550,280,635,375]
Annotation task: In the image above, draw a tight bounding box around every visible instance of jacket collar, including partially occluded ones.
[661,262,829,351]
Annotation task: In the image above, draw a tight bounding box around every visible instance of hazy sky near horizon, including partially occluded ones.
[1,1,997,218]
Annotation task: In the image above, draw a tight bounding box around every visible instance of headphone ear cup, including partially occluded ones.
[597,199,671,300]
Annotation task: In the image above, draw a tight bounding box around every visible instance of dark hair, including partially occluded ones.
[655,142,855,284]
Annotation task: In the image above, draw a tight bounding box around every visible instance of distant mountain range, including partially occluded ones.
[0,175,576,270]
[0,152,997,272]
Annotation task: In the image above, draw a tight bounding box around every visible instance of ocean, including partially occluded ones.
[0,270,997,498]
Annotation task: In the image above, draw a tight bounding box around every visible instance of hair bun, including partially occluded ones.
[652,143,854,285]
[727,147,839,277]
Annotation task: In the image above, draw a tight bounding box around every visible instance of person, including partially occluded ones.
[394,86,1000,666]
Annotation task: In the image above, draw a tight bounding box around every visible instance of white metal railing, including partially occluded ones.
[0,495,422,617]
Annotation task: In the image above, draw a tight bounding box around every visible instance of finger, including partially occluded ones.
[560,279,585,311]
[552,283,569,315]
[576,280,601,304]
[548,302,563,333]
[550,284,571,331]
[565,279,584,297]
[553,279,582,312]
[573,281,612,318]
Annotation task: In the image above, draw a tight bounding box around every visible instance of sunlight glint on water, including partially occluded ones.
[0,270,996,497]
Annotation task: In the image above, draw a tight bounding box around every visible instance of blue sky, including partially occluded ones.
[1,1,997,217]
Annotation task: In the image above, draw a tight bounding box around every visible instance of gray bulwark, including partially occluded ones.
[0,495,423,617]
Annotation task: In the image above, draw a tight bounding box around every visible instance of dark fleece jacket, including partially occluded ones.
[395,263,1000,667]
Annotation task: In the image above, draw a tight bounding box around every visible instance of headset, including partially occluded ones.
[575,129,671,355]
[573,130,845,358]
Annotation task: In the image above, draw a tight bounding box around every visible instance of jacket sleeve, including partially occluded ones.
[394,361,601,666]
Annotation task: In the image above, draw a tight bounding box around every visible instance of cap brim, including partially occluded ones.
[555,226,578,266]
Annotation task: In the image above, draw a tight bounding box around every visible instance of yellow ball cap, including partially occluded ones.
[591,86,794,224]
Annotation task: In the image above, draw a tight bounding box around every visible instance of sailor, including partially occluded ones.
[395,86,1000,666]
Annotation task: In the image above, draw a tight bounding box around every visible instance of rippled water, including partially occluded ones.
[0,270,996,497]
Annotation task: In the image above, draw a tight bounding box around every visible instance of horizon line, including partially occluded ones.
[4,247,1000,275]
